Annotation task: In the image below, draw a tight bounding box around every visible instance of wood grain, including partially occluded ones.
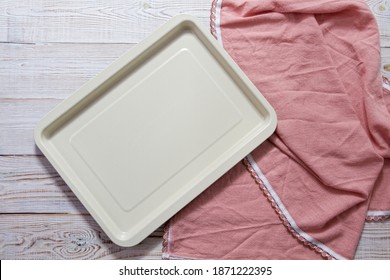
[1,45,390,155]
[355,220,390,259]
[0,98,61,155]
[0,43,133,99]
[0,0,390,260]
[0,214,163,259]
[1,155,390,259]
[381,47,390,80]
[367,0,390,47]
[3,41,388,101]
[1,0,389,46]
[0,156,85,214]
[0,212,389,259]
[0,0,210,44]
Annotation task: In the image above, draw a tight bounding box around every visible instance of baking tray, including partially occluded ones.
[34,15,277,247]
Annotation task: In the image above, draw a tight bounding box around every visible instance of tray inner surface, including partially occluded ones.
[70,49,242,211]
[42,24,270,236]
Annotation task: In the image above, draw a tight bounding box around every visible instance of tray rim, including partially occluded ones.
[34,14,277,246]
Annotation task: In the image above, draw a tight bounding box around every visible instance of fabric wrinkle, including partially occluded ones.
[163,0,390,260]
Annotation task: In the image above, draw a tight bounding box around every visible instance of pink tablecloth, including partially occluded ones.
[163,0,390,259]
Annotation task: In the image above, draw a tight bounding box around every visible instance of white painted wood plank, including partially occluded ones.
[0,155,389,259]
[2,47,390,155]
[0,0,210,44]
[0,211,388,259]
[0,156,86,214]
[0,1,387,46]
[0,214,163,259]
[355,220,390,259]
[0,43,133,99]
[2,43,389,100]
[381,47,390,80]
[0,98,61,155]
[0,1,8,42]
[1,0,389,260]
[367,0,390,47]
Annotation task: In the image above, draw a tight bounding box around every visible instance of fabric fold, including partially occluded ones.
[164,0,390,259]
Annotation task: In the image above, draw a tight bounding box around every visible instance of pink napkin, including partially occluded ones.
[163,0,390,259]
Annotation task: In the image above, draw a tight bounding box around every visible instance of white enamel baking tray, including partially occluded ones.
[34,15,277,247]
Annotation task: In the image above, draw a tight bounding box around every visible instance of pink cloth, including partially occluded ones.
[163,0,390,259]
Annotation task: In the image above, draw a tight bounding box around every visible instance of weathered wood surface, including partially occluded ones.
[0,1,211,154]
[0,156,85,214]
[2,47,390,155]
[0,0,210,44]
[368,0,390,47]
[381,47,390,79]
[355,221,390,259]
[0,0,388,45]
[0,0,390,259]
[0,99,61,155]
[0,214,163,260]
[0,43,133,99]
[0,0,210,260]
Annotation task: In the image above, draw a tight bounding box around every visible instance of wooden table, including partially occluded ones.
[1,0,389,259]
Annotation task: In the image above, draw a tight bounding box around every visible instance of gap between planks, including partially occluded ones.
[0,214,164,260]
[0,0,389,45]
[1,155,390,259]
[1,44,390,155]
[0,155,86,214]
[0,212,388,259]
[0,0,211,44]
[1,0,390,260]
